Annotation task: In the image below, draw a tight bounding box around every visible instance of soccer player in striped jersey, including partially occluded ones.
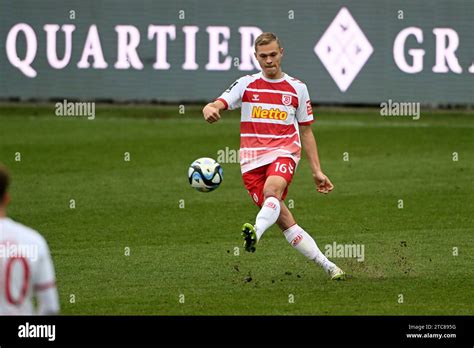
[0,164,60,314]
[202,32,345,280]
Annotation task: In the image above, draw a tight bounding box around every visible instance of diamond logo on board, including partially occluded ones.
[314,7,374,92]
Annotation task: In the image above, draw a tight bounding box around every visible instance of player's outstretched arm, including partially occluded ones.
[300,125,334,194]
[202,100,226,123]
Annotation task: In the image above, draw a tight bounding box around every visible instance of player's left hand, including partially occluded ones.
[312,171,334,194]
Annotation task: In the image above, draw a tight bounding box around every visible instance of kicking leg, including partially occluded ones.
[255,175,287,239]
[242,175,286,252]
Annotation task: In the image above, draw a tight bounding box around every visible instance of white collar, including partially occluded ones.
[259,71,286,83]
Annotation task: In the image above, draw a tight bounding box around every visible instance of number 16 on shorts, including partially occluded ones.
[274,161,294,174]
[268,157,295,183]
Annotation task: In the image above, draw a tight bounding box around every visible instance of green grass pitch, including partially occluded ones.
[0,104,472,315]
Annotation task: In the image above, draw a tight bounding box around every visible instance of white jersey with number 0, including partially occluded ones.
[0,217,59,315]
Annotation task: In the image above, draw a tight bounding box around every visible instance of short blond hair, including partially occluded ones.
[254,32,281,51]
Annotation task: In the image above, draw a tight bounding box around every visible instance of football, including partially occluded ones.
[188,157,223,192]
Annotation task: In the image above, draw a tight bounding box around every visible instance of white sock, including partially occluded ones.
[255,196,281,241]
[283,224,336,273]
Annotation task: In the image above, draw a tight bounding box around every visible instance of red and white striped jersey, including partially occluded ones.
[0,217,59,315]
[216,72,314,173]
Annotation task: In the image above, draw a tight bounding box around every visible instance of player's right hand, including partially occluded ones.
[313,171,334,194]
[203,104,221,123]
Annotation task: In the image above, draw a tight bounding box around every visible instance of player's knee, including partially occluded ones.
[263,185,283,200]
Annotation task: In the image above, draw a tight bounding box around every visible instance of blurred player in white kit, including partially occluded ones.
[0,164,59,315]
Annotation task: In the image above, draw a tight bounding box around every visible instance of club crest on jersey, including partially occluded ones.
[282,95,292,106]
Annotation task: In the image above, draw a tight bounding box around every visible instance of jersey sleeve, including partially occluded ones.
[296,84,314,126]
[33,237,59,314]
[36,286,60,315]
[215,76,247,110]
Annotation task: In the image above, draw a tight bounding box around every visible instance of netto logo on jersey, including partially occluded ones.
[251,106,288,120]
